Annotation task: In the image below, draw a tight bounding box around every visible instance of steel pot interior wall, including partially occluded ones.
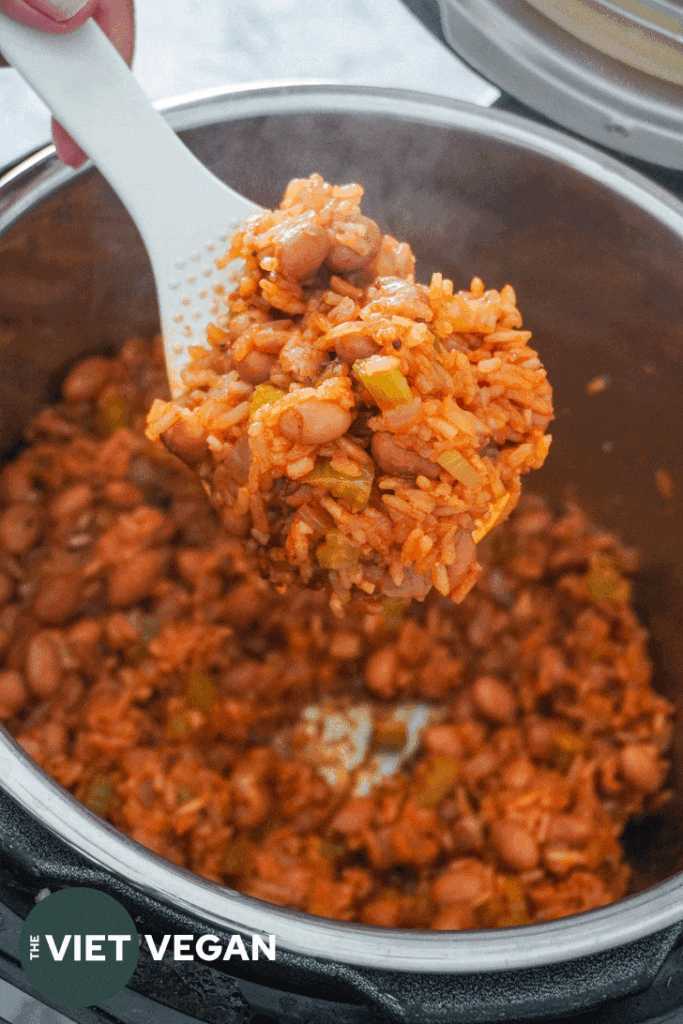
[1,87,683,974]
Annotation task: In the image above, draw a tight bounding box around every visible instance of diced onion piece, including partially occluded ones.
[381,596,409,631]
[353,356,412,411]
[436,450,484,488]
[472,492,511,543]
[304,458,374,512]
[316,531,360,570]
[249,383,285,419]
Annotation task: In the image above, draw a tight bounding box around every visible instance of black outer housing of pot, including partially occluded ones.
[0,787,683,1024]
[3,90,683,1023]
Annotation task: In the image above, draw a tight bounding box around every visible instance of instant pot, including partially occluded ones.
[1,82,683,1023]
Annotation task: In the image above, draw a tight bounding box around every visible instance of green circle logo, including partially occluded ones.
[20,888,139,1008]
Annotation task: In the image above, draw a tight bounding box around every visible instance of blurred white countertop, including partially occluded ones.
[1,0,498,170]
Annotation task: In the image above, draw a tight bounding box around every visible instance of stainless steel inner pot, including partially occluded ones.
[1,83,683,980]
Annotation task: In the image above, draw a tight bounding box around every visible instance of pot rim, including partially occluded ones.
[1,81,682,973]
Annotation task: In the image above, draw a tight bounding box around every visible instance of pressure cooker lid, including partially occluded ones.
[414,0,683,169]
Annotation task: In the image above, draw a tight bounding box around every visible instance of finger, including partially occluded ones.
[51,117,87,167]
[50,0,136,166]
[93,0,134,64]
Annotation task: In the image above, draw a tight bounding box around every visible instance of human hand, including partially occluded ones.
[0,0,135,166]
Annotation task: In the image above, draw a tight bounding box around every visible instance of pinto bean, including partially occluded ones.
[327,216,381,273]
[59,673,85,709]
[0,503,43,554]
[526,719,556,760]
[234,350,276,385]
[36,721,67,758]
[422,724,463,758]
[104,480,145,508]
[501,756,534,790]
[277,222,330,280]
[0,669,27,719]
[450,816,485,855]
[62,356,113,401]
[0,604,19,635]
[176,548,215,585]
[490,820,539,871]
[381,568,432,600]
[471,675,517,724]
[330,797,374,836]
[221,581,270,629]
[279,400,353,445]
[431,902,476,930]
[365,645,399,697]
[223,436,252,485]
[0,572,13,606]
[371,432,440,480]
[360,897,403,927]
[432,859,492,906]
[161,419,208,469]
[620,743,665,793]
[49,483,93,522]
[25,631,63,698]
[464,747,499,783]
[33,573,82,625]
[67,619,102,668]
[547,813,593,847]
[107,549,167,607]
[1,461,39,503]
[447,532,478,589]
[334,333,380,364]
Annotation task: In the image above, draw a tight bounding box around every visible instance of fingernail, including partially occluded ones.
[22,0,92,22]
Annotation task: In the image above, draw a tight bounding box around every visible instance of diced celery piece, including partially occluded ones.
[372,718,408,751]
[176,784,194,806]
[304,458,374,512]
[83,772,114,816]
[554,732,586,754]
[138,614,161,645]
[316,531,360,570]
[320,839,346,863]
[249,383,285,419]
[221,835,251,876]
[436,450,484,488]
[381,596,409,632]
[167,712,195,738]
[187,669,216,711]
[553,732,586,772]
[353,357,412,411]
[100,395,131,436]
[583,556,631,604]
[413,755,459,807]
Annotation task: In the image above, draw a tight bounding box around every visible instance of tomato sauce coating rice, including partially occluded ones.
[147,175,553,614]
[0,336,673,929]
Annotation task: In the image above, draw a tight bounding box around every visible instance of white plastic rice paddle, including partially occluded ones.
[0,13,261,396]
